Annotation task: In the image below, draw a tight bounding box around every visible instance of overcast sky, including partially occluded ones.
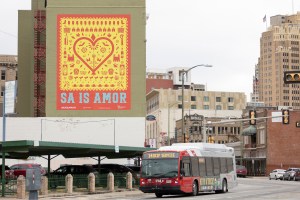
[1,0,300,101]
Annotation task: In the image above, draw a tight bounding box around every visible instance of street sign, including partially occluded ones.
[190,114,204,121]
[115,145,119,153]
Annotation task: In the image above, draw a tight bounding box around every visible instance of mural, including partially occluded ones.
[57,14,130,110]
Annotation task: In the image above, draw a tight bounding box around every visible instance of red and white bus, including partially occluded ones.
[139,143,237,198]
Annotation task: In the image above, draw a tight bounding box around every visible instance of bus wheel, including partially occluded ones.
[192,181,198,196]
[155,193,163,198]
[216,179,227,193]
[221,179,228,193]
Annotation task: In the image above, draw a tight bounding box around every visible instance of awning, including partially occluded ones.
[0,140,156,159]
[242,125,257,136]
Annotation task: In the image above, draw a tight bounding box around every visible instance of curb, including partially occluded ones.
[38,188,142,199]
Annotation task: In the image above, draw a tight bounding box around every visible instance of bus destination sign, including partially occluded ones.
[143,152,179,159]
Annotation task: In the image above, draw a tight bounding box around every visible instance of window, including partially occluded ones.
[191,96,196,101]
[216,97,221,102]
[182,157,191,177]
[216,105,222,110]
[213,158,220,176]
[226,158,234,172]
[259,129,265,144]
[191,157,199,176]
[178,104,182,109]
[205,157,213,176]
[220,158,227,173]
[228,97,234,102]
[178,95,182,101]
[204,105,209,110]
[1,86,4,97]
[191,105,196,109]
[198,158,206,176]
[228,106,234,110]
[1,70,5,80]
[203,96,209,102]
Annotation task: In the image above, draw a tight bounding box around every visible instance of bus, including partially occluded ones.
[139,143,237,198]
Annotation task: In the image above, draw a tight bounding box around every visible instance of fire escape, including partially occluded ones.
[34,10,46,117]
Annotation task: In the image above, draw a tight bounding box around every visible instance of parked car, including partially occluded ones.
[47,165,99,188]
[236,165,247,177]
[10,163,46,177]
[293,169,300,181]
[282,168,299,181]
[92,163,139,186]
[125,165,141,179]
[269,169,286,180]
[0,165,15,181]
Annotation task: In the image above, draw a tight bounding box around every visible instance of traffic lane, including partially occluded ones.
[139,177,300,200]
[40,177,300,200]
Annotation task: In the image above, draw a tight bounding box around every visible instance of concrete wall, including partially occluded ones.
[1,117,145,169]
[17,10,35,117]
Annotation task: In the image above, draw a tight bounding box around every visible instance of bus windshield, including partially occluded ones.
[141,159,178,178]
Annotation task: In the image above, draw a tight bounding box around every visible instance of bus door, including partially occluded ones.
[180,157,192,193]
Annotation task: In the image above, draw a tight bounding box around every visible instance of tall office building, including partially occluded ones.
[258,13,300,109]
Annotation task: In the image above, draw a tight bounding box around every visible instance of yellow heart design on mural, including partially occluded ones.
[73,35,114,74]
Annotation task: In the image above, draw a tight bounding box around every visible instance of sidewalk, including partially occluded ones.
[40,189,144,200]
[0,189,144,200]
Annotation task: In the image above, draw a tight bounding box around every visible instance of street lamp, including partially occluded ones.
[181,64,212,143]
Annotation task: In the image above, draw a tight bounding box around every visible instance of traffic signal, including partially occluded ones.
[282,109,289,124]
[284,71,300,84]
[249,110,256,125]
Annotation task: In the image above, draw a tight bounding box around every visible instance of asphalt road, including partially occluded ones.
[32,177,300,200]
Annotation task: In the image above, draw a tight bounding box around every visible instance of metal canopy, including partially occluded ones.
[0,140,155,159]
[242,125,257,136]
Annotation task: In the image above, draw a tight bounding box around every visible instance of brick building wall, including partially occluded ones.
[146,79,173,94]
[266,110,300,174]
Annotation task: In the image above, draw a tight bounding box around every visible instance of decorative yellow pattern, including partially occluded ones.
[58,16,129,91]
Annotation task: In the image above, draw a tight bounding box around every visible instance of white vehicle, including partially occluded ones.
[269,169,286,180]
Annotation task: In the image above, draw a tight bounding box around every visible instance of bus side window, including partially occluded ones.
[199,158,206,176]
[205,157,213,176]
[220,158,227,173]
[227,158,234,172]
[213,157,220,176]
[191,157,199,177]
[181,157,191,177]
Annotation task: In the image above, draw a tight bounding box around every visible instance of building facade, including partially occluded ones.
[258,13,300,109]
[146,87,247,148]
[175,115,242,144]
[242,108,300,176]
[17,0,146,118]
[1,0,147,169]
[0,55,18,115]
